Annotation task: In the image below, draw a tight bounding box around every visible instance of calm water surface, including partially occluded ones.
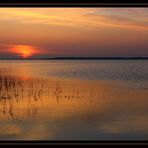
[0,60,148,140]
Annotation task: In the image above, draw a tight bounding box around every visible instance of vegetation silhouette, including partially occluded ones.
[0,69,94,120]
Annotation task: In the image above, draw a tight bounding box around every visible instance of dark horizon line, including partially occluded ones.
[0,56,148,60]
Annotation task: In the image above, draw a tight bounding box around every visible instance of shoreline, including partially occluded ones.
[0,57,148,60]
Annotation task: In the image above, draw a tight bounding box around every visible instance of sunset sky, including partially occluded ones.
[0,8,148,58]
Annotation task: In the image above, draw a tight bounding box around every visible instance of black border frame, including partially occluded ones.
[0,2,148,145]
[0,3,148,7]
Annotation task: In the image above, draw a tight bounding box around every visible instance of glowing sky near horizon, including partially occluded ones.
[0,8,148,58]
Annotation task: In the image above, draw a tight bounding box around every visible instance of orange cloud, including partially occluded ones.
[0,8,148,31]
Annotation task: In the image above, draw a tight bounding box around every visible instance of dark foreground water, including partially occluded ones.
[0,60,148,140]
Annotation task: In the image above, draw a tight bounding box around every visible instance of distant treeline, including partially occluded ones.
[43,57,148,60]
[0,57,148,60]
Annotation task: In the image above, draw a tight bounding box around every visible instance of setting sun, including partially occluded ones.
[11,45,36,58]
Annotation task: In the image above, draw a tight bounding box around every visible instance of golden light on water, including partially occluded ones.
[11,45,37,58]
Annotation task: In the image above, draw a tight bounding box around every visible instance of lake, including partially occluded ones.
[0,60,148,140]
